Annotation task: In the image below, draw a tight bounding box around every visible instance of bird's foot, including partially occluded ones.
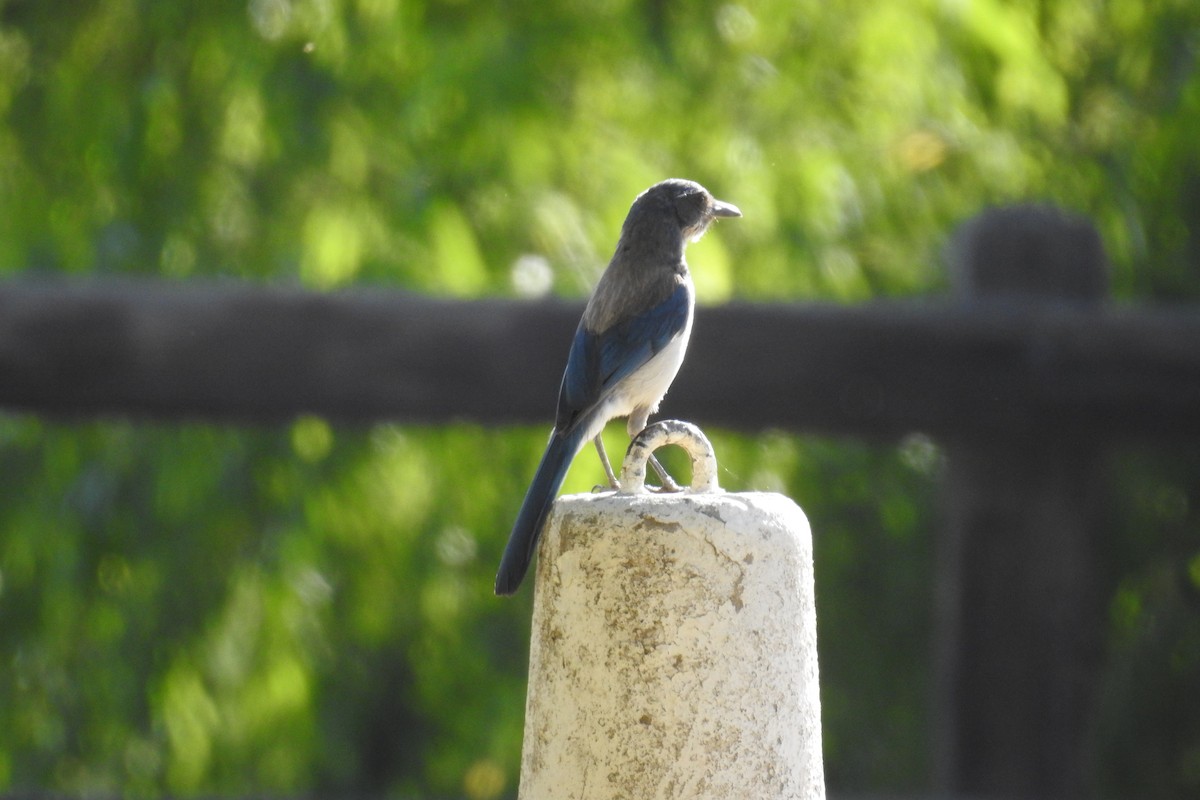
[649,454,683,493]
[592,436,621,492]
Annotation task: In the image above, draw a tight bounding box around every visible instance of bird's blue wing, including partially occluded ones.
[556,282,690,432]
[595,283,690,388]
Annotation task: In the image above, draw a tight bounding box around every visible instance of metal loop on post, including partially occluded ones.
[618,419,720,495]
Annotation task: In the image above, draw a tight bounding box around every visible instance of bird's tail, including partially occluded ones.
[495,428,586,596]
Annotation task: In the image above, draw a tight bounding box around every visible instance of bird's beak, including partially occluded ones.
[711,199,742,218]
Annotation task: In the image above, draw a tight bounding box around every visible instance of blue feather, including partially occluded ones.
[494,422,591,596]
[557,282,690,432]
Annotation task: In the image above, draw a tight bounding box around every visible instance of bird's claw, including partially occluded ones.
[648,454,683,493]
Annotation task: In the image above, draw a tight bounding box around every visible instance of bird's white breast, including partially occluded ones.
[604,282,695,422]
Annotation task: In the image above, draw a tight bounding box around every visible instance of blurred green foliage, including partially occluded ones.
[0,0,1198,797]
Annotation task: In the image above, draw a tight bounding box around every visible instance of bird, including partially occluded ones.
[494,179,741,596]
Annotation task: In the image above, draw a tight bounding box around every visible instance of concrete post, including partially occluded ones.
[517,421,825,800]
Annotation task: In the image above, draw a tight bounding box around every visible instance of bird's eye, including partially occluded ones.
[672,191,706,226]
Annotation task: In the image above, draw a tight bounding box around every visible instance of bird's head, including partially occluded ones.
[626,179,742,244]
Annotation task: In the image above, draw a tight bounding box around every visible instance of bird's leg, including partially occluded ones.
[593,433,621,491]
[649,454,683,493]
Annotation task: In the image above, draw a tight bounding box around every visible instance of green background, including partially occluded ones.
[1,0,1198,796]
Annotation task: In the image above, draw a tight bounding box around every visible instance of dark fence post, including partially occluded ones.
[935,206,1109,798]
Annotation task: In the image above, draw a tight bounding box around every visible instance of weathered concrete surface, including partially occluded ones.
[518,490,824,800]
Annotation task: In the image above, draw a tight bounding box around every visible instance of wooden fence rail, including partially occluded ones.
[1,281,1198,440]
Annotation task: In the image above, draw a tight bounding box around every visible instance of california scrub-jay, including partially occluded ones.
[495,179,741,596]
